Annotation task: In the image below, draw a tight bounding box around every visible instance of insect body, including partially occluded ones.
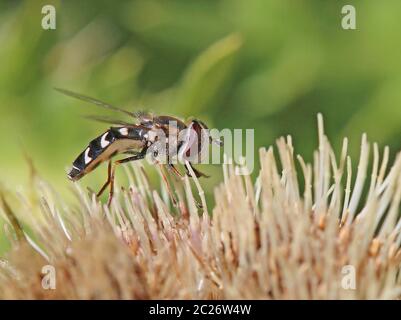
[58,88,222,206]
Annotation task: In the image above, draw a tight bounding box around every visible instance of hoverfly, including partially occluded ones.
[57,88,222,206]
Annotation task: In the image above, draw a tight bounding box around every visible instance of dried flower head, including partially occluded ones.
[0,114,400,299]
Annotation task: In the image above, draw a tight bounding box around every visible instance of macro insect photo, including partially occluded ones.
[0,0,401,311]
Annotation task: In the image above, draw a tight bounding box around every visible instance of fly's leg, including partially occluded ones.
[96,160,112,198]
[184,162,207,209]
[163,146,180,178]
[185,162,209,178]
[97,152,144,199]
[167,163,184,179]
[107,150,146,207]
[150,145,179,206]
[159,164,178,207]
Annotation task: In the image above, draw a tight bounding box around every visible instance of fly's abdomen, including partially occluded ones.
[68,126,147,181]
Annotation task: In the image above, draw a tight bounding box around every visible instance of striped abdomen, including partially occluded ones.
[68,126,148,181]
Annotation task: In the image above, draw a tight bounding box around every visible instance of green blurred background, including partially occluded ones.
[1,0,401,251]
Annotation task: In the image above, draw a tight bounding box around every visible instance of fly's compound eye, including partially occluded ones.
[178,120,209,164]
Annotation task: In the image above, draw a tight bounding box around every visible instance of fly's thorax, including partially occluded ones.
[153,115,187,132]
[143,127,169,164]
[141,123,183,165]
[142,119,213,165]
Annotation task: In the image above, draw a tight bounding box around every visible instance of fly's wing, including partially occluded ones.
[83,114,135,126]
[56,87,155,126]
[55,88,135,117]
[133,110,154,127]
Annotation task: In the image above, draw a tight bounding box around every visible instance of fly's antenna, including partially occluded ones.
[55,88,135,117]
